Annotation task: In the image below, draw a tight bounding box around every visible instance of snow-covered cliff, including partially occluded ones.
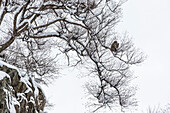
[0,59,46,113]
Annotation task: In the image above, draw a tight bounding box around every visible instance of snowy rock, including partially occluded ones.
[0,60,46,113]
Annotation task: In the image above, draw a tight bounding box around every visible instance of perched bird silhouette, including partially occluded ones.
[0,53,5,59]
[111,41,119,52]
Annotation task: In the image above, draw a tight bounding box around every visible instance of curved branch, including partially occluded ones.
[0,36,15,53]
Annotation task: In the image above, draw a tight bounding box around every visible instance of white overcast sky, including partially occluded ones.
[43,0,170,113]
[119,0,170,112]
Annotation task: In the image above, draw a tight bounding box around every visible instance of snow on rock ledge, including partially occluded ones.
[0,60,46,113]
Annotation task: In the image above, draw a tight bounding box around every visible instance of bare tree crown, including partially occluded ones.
[0,0,144,112]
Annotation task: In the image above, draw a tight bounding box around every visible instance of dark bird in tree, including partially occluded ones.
[0,53,5,59]
[111,41,119,52]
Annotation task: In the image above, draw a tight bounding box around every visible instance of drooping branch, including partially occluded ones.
[0,36,15,53]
